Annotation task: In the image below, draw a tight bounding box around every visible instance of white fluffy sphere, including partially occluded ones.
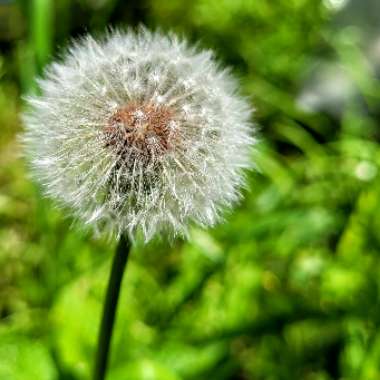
[22,29,255,241]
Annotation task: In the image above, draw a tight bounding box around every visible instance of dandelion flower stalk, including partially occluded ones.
[22,28,255,380]
[94,234,130,380]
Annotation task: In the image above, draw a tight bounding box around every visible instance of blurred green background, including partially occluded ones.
[1,0,380,379]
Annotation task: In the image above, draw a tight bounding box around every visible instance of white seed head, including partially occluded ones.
[22,28,255,242]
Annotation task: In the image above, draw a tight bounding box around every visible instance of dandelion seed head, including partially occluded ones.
[22,28,255,241]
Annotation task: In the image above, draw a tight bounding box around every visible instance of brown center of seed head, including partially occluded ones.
[104,102,177,158]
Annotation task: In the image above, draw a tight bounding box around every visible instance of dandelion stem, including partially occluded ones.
[93,234,131,380]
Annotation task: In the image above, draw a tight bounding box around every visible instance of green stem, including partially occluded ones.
[93,234,131,380]
[31,0,54,73]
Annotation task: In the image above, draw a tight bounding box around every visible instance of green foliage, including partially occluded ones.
[1,0,380,379]
[0,333,57,380]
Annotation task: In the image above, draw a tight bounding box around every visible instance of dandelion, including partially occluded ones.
[22,28,255,380]
[22,28,255,242]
